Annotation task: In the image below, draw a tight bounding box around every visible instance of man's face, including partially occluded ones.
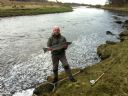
[53,28,60,35]
[54,31,60,35]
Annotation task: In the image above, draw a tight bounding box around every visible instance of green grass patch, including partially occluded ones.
[0,6,72,17]
[102,6,128,12]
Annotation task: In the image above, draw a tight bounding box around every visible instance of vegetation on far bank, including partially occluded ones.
[88,4,128,12]
[0,1,72,17]
[101,4,128,12]
[106,0,128,7]
[88,0,128,12]
[103,0,128,12]
[0,6,72,17]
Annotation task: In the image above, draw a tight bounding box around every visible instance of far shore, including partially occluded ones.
[101,6,128,12]
[0,2,73,17]
[87,4,128,12]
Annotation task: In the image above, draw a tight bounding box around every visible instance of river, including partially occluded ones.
[0,6,127,96]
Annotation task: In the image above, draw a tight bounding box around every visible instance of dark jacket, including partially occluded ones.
[47,34,67,55]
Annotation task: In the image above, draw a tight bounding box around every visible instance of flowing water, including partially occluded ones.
[0,6,127,96]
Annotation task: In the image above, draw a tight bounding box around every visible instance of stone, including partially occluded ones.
[113,16,120,20]
[123,20,128,29]
[119,31,128,37]
[115,21,123,24]
[106,41,117,45]
[124,20,128,24]
[106,31,114,35]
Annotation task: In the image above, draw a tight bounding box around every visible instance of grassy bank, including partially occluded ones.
[102,6,128,12]
[33,21,128,96]
[88,4,128,12]
[0,2,72,17]
[101,4,128,12]
[0,6,72,17]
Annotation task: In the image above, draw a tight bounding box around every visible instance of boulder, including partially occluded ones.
[106,31,114,35]
[33,82,54,96]
[113,16,120,20]
[124,20,128,24]
[106,41,117,45]
[123,20,128,29]
[119,31,128,37]
[115,21,123,24]
[119,36,128,42]
[97,44,111,60]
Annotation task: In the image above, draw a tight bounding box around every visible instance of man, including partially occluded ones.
[47,26,76,83]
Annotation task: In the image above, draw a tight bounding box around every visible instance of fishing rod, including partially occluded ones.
[90,62,115,86]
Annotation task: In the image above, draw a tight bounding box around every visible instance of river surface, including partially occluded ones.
[0,6,127,96]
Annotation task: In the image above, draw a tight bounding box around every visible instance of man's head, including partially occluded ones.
[52,26,60,35]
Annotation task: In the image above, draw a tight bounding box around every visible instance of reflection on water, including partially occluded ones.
[0,6,125,95]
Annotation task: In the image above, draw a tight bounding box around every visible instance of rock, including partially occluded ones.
[106,31,114,35]
[119,31,128,42]
[106,41,117,45]
[119,36,128,42]
[115,21,123,24]
[122,20,128,29]
[33,83,54,96]
[113,16,120,20]
[124,20,128,24]
[97,44,111,60]
[119,31,128,37]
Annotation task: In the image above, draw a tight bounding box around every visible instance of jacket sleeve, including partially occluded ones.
[47,37,52,47]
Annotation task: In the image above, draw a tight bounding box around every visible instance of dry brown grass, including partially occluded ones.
[0,1,61,9]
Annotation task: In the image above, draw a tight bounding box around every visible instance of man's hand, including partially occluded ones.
[48,47,53,51]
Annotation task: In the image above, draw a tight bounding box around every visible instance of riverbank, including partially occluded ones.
[0,2,72,17]
[102,6,128,12]
[88,4,128,12]
[33,20,128,96]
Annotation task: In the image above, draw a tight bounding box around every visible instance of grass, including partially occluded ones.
[102,4,128,12]
[0,6,72,17]
[0,1,72,17]
[102,6,128,12]
[33,24,128,96]
[88,4,128,12]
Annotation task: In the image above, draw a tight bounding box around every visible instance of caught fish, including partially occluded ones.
[43,42,72,53]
